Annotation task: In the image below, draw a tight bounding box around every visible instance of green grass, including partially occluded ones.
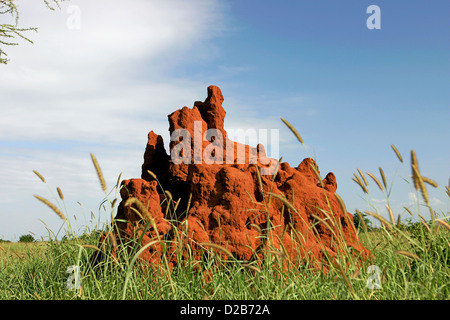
[0,223,448,300]
[1,123,448,300]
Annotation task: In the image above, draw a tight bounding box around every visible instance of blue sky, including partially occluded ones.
[0,0,448,240]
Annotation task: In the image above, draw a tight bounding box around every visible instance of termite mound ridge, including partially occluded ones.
[92,85,369,271]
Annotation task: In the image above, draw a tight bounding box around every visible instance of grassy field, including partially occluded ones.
[0,222,448,300]
[1,127,448,300]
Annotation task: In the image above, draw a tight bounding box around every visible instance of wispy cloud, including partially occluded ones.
[0,0,225,240]
[407,192,443,208]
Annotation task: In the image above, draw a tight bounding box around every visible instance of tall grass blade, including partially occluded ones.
[436,219,450,231]
[200,242,233,258]
[385,204,395,225]
[364,211,392,230]
[394,250,421,261]
[335,260,358,299]
[122,240,159,299]
[267,192,298,214]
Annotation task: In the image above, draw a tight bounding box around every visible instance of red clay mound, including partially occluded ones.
[101,85,369,270]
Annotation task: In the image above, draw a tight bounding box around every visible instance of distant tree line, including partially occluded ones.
[18,234,36,242]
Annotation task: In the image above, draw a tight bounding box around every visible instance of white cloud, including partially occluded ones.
[408,191,419,203]
[1,0,225,142]
[0,0,225,240]
[407,191,443,207]
[430,197,443,207]
[373,198,388,205]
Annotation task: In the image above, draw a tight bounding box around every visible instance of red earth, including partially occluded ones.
[95,85,369,271]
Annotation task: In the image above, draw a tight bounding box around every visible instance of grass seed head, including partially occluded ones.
[56,187,64,200]
[200,242,233,258]
[394,250,421,261]
[33,170,46,183]
[367,172,384,192]
[280,117,304,144]
[421,176,438,188]
[147,170,158,180]
[436,219,450,231]
[391,144,403,163]
[403,206,413,216]
[410,150,420,191]
[385,204,395,225]
[34,195,66,221]
[379,167,387,190]
[364,211,392,230]
[352,174,368,194]
[412,164,429,205]
[357,168,368,187]
[90,153,107,194]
